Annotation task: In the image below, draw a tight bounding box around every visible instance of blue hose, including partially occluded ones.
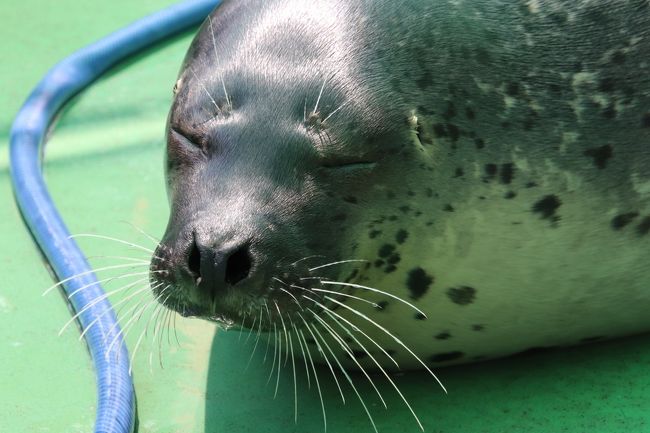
[9,1,220,432]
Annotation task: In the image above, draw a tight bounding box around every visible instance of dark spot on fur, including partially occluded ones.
[505,82,520,96]
[598,77,616,93]
[374,259,385,268]
[525,181,537,188]
[386,191,396,199]
[466,107,475,120]
[447,286,476,305]
[369,229,382,239]
[443,204,455,212]
[387,253,401,265]
[395,229,408,244]
[425,188,434,197]
[443,101,457,119]
[429,351,464,363]
[504,191,517,199]
[532,195,561,222]
[385,264,397,273]
[375,301,389,311]
[407,190,416,197]
[343,196,358,204]
[611,212,638,230]
[475,138,485,149]
[485,163,497,176]
[472,324,485,331]
[414,312,427,320]
[583,144,613,169]
[642,112,650,128]
[637,216,650,235]
[447,123,460,142]
[433,123,447,137]
[388,215,398,221]
[602,103,616,119]
[611,50,626,64]
[454,167,464,178]
[407,267,434,300]
[399,205,411,214]
[435,332,451,340]
[500,163,515,184]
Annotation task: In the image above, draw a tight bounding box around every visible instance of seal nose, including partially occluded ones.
[187,235,253,291]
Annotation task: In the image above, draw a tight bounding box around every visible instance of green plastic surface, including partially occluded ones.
[1,1,649,432]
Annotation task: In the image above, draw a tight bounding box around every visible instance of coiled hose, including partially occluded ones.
[9,1,220,432]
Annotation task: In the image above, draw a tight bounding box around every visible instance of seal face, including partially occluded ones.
[151,0,650,368]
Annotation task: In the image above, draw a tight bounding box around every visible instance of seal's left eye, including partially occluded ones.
[169,127,207,156]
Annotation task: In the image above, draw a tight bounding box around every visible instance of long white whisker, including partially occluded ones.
[313,79,326,114]
[296,327,327,432]
[292,322,311,389]
[322,101,350,123]
[312,305,424,430]
[208,15,230,108]
[308,259,367,272]
[320,280,428,317]
[308,288,380,308]
[43,263,150,296]
[267,324,278,385]
[67,270,153,299]
[311,312,387,409]
[297,314,344,404]
[69,234,154,253]
[189,66,222,115]
[119,220,161,246]
[325,296,447,393]
[309,321,379,433]
[59,279,152,335]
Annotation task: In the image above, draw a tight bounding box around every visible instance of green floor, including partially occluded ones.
[2,1,650,432]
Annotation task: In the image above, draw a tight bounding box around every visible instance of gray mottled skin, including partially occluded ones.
[151,0,650,368]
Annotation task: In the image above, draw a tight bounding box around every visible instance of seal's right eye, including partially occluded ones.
[168,127,207,158]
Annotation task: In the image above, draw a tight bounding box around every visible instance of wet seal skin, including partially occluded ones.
[149,0,650,428]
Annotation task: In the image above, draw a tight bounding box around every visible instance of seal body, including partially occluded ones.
[151,0,650,368]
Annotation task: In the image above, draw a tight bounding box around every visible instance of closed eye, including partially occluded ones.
[170,127,205,154]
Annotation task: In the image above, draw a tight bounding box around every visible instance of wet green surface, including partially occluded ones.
[1,1,650,433]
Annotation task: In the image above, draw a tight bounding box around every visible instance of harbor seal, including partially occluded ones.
[150,0,650,377]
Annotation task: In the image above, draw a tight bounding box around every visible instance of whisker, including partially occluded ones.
[308,288,380,309]
[76,278,151,340]
[274,302,290,367]
[69,234,155,253]
[208,15,230,108]
[128,290,171,375]
[67,270,153,299]
[322,101,350,123]
[311,305,424,431]
[245,307,265,370]
[292,321,311,389]
[324,296,447,393]
[290,255,326,267]
[85,255,151,263]
[239,312,247,341]
[308,259,367,272]
[308,321,379,433]
[278,287,302,306]
[43,262,150,296]
[189,66,223,116]
[313,78,327,114]
[295,326,327,432]
[244,314,257,344]
[303,297,398,368]
[311,312,387,409]
[59,278,152,335]
[119,220,161,246]
[103,282,164,344]
[320,280,428,317]
[286,318,298,424]
[296,314,344,404]
[267,324,278,385]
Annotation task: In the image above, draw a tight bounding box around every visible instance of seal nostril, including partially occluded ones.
[225,244,252,285]
[187,239,201,282]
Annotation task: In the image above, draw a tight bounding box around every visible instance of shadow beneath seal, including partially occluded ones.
[204,331,650,433]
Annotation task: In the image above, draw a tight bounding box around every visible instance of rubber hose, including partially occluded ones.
[9,1,220,432]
